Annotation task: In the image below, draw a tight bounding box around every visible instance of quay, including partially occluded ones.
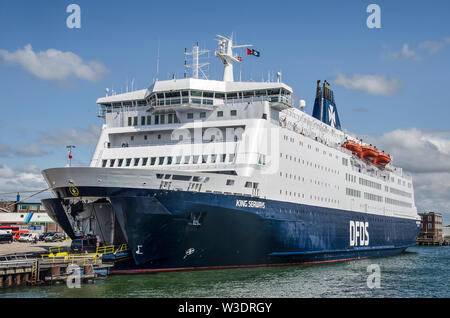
[0,244,127,289]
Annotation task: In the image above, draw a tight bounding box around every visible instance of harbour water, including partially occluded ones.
[0,246,448,298]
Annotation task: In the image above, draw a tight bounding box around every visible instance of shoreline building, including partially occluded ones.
[417,212,443,246]
[0,201,64,233]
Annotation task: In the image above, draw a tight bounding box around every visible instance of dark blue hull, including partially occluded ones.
[43,187,421,273]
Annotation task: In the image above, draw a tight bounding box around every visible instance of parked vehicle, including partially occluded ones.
[70,236,98,253]
[0,231,13,244]
[12,230,29,241]
[39,232,53,241]
[18,233,33,242]
[44,232,65,242]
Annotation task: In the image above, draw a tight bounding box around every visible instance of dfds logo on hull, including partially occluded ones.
[349,221,369,247]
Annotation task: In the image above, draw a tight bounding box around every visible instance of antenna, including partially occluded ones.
[185,42,210,79]
[215,34,252,82]
[156,38,160,81]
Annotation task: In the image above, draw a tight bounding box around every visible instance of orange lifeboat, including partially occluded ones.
[360,145,379,161]
[342,140,362,156]
[374,152,391,168]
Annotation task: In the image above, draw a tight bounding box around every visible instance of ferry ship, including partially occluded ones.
[41,35,421,273]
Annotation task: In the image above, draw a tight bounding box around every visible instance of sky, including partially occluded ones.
[0,0,449,223]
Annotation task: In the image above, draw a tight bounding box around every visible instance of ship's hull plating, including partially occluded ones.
[42,185,420,273]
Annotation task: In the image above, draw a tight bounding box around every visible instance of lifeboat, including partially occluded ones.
[360,145,379,161]
[374,152,391,168]
[342,140,362,156]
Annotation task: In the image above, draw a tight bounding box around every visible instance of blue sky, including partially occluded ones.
[0,0,449,222]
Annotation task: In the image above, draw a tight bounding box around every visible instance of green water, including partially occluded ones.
[1,246,449,298]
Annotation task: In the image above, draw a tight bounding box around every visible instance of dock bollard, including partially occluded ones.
[83,265,94,283]
[14,274,21,286]
[5,275,12,288]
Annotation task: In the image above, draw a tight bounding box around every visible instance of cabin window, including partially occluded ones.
[142,158,148,166]
[217,111,223,117]
[126,158,131,167]
[150,157,156,166]
[226,180,235,186]
[158,157,165,165]
[134,158,139,166]
[141,116,145,125]
[215,92,225,99]
[128,117,132,126]
[202,155,208,164]
[167,156,173,165]
[191,90,202,97]
[118,159,124,167]
[187,113,194,119]
[203,91,214,98]
[176,156,182,164]
[230,110,237,116]
[184,156,190,164]
[155,115,159,125]
[193,155,199,164]
[160,114,165,124]
[133,117,138,126]
[109,159,115,167]
[200,112,206,118]
[146,116,151,125]
[211,154,217,163]
[102,160,107,167]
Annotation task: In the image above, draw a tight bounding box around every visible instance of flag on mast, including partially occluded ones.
[68,151,72,159]
[246,48,260,57]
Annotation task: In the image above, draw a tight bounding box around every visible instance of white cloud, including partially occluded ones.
[38,125,101,147]
[388,43,421,60]
[335,74,402,96]
[368,128,450,222]
[0,142,50,158]
[419,37,450,54]
[0,44,108,82]
[0,164,48,201]
[372,128,450,173]
[13,144,50,157]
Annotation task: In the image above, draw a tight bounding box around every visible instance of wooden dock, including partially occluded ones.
[0,253,112,288]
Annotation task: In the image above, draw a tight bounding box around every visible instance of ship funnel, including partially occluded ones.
[312,80,342,130]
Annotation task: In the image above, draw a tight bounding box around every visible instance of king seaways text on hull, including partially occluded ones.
[42,185,420,273]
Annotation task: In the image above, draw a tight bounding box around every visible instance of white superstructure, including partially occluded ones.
[87,35,418,222]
